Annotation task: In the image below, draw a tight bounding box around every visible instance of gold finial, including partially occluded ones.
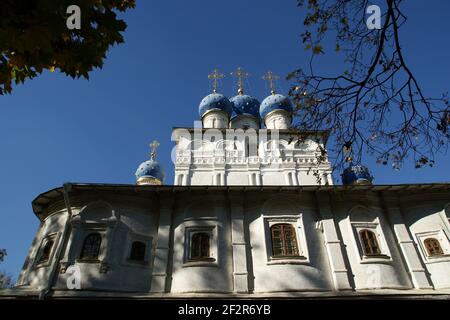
[150,140,160,160]
[262,71,279,95]
[230,67,249,95]
[207,68,224,94]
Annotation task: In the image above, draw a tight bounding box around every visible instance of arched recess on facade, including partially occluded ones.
[60,200,119,274]
[348,205,377,223]
[347,205,392,260]
[260,195,299,217]
[78,200,117,223]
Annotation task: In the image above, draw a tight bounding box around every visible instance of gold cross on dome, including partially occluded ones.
[149,140,160,160]
[207,69,224,93]
[262,71,279,95]
[230,67,249,95]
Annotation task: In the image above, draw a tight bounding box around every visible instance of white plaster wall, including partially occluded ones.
[51,200,160,293]
[18,188,450,296]
[226,171,249,185]
[169,196,233,293]
[230,115,260,130]
[402,200,450,289]
[173,128,333,187]
[202,111,229,128]
[246,195,333,293]
[261,172,286,185]
[190,171,214,185]
[264,110,291,129]
[334,198,413,290]
[20,210,68,290]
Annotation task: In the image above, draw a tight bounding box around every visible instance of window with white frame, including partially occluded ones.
[190,232,210,260]
[270,224,300,257]
[349,207,390,262]
[264,215,308,264]
[351,222,390,260]
[34,233,58,267]
[184,224,218,266]
[416,230,450,261]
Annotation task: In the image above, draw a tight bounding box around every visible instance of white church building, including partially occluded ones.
[3,69,450,299]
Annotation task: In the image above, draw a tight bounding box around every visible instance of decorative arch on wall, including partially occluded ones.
[260,195,299,216]
[347,205,390,260]
[61,200,119,274]
[183,198,221,219]
[348,205,377,223]
[259,195,310,263]
[78,200,117,223]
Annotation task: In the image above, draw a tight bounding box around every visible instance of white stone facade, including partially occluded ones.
[5,183,450,298]
[172,128,333,186]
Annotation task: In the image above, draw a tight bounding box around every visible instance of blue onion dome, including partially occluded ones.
[230,94,261,119]
[135,141,165,185]
[259,93,294,119]
[342,161,374,185]
[198,93,233,118]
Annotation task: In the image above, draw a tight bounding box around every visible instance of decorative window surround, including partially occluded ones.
[121,232,152,268]
[416,230,450,264]
[72,219,116,273]
[33,232,60,269]
[182,220,219,268]
[75,228,107,264]
[263,215,309,265]
[350,221,392,263]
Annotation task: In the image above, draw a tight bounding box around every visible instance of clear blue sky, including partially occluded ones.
[1,0,449,279]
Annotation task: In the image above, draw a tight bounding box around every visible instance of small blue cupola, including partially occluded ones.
[259,71,294,129]
[342,160,374,185]
[135,140,165,185]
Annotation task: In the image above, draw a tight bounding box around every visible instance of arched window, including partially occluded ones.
[80,233,102,260]
[271,224,299,257]
[36,238,54,264]
[190,232,210,260]
[424,238,444,256]
[129,241,146,261]
[359,229,381,256]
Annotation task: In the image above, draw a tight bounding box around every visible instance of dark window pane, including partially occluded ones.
[271,224,299,257]
[424,238,444,256]
[80,233,102,260]
[37,239,54,264]
[191,232,210,260]
[129,241,146,261]
[360,229,381,256]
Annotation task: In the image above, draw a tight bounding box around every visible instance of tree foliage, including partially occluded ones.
[0,0,135,95]
[289,0,450,174]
